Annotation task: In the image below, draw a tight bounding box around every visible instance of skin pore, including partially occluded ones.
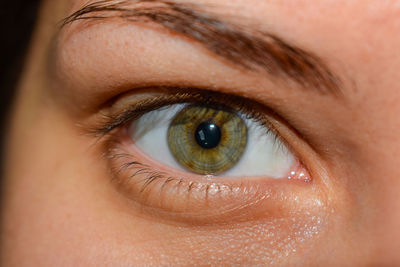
[2,0,400,265]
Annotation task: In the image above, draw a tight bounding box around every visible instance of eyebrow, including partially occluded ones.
[62,0,341,95]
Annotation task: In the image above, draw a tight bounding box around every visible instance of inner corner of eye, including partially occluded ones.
[123,102,308,181]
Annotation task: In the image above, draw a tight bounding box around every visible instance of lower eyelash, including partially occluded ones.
[108,151,166,192]
[107,145,228,198]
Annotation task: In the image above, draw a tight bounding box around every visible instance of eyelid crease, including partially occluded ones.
[61,0,342,96]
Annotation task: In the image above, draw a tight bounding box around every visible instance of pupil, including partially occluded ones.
[194,122,221,149]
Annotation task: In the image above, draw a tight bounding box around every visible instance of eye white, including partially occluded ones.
[129,104,294,178]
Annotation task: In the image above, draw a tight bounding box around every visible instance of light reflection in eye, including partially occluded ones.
[129,103,295,178]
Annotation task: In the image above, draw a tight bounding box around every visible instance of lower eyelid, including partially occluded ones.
[104,131,313,225]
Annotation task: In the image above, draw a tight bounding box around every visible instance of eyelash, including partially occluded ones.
[92,88,308,204]
[93,88,277,137]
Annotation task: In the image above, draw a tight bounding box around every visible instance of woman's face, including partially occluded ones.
[2,0,400,265]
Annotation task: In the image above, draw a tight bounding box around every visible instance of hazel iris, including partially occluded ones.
[167,105,247,175]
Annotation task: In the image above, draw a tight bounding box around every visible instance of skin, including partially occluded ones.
[2,0,400,266]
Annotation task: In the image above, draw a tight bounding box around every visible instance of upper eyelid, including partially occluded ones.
[59,0,343,97]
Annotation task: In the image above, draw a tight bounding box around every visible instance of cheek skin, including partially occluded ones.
[2,102,333,266]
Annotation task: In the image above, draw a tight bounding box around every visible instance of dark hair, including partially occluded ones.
[0,0,41,181]
[0,0,41,130]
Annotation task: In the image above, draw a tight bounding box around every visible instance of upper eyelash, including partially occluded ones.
[90,87,274,137]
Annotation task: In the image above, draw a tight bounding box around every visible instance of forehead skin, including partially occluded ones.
[2,0,400,266]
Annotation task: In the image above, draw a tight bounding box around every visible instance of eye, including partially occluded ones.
[97,90,313,224]
[130,104,294,177]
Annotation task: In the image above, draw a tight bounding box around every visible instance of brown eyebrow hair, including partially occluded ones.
[62,0,341,95]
